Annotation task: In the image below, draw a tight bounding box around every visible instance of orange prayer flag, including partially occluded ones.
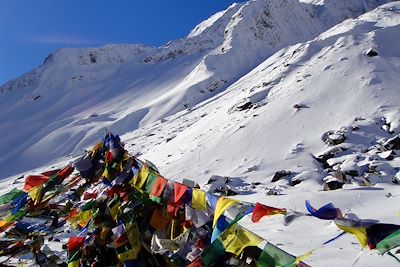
[150,208,170,230]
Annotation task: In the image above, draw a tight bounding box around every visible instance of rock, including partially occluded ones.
[271,170,292,182]
[292,103,309,110]
[382,135,400,150]
[378,150,396,160]
[326,133,346,145]
[366,48,378,57]
[324,180,344,190]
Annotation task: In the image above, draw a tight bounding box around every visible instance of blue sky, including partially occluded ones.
[0,0,243,86]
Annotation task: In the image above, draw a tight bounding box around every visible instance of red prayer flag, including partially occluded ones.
[251,202,287,223]
[40,169,60,177]
[150,176,168,198]
[187,257,204,267]
[173,182,188,204]
[58,165,74,180]
[23,175,49,191]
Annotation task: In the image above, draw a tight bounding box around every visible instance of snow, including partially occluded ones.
[1,0,400,265]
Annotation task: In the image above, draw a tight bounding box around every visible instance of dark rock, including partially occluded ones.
[366,48,378,57]
[293,103,309,110]
[383,135,400,150]
[325,181,344,190]
[236,101,253,111]
[271,170,292,182]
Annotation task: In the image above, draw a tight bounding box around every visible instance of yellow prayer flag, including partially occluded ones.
[220,225,263,256]
[130,165,149,190]
[78,210,93,228]
[28,185,43,204]
[336,223,368,247]
[192,188,206,211]
[68,261,80,267]
[213,197,239,227]
[126,222,141,259]
[117,249,136,262]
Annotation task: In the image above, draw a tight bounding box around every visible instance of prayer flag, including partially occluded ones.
[377,229,400,254]
[192,189,207,211]
[305,200,342,220]
[251,203,287,223]
[213,197,239,227]
[174,182,188,204]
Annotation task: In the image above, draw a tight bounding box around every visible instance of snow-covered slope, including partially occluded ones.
[0,0,389,179]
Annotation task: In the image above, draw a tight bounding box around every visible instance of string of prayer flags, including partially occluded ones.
[213,197,239,228]
[305,200,342,220]
[251,202,287,223]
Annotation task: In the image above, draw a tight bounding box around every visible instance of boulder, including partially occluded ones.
[366,48,378,57]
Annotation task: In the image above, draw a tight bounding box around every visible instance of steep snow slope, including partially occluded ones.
[0,0,388,179]
[119,3,400,265]
[131,2,400,186]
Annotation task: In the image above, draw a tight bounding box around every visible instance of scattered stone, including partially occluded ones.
[271,170,292,182]
[378,150,396,160]
[293,103,309,110]
[366,48,378,57]
[237,101,253,111]
[382,135,400,150]
[326,132,346,145]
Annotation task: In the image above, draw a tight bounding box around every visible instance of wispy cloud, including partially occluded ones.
[29,35,106,45]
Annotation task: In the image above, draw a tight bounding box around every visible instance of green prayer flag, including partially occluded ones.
[201,239,225,267]
[377,229,400,254]
[144,172,158,195]
[256,243,296,267]
[0,189,24,205]
[81,200,95,211]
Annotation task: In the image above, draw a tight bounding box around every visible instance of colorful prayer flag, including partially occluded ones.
[305,200,342,220]
[192,189,207,211]
[213,197,239,228]
[251,203,287,223]
[377,229,400,254]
